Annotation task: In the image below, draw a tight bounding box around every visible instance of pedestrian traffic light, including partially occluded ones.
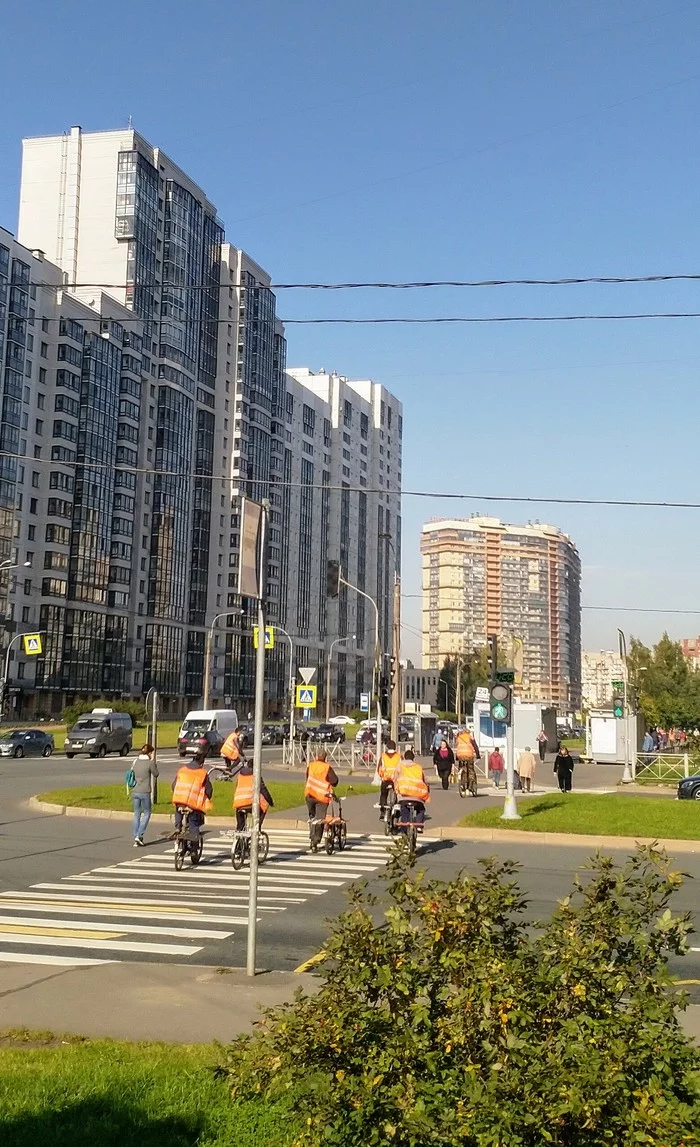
[489,680,512,725]
[389,656,397,690]
[487,634,498,680]
[612,695,624,718]
[326,560,340,598]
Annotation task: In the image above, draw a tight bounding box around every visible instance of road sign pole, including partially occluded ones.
[247,501,268,978]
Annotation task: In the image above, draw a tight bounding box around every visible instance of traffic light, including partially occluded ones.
[389,656,397,690]
[379,675,389,716]
[487,634,498,680]
[612,695,624,718]
[326,560,340,598]
[489,680,512,725]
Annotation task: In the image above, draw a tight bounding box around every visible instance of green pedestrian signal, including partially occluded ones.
[489,681,512,725]
[612,695,624,718]
[491,701,507,721]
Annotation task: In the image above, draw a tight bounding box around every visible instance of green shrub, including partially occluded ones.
[220,846,700,1146]
[62,697,148,731]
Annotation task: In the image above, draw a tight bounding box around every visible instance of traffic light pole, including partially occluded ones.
[489,669,520,821]
[501,720,520,820]
[390,574,401,744]
[247,500,269,978]
[618,628,633,784]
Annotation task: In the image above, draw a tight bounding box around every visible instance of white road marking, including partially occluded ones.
[0,914,235,939]
[0,952,114,967]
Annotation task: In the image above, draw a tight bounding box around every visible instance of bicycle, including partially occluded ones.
[173,807,204,870]
[323,795,347,855]
[384,783,398,837]
[458,760,478,798]
[394,800,424,857]
[229,810,270,870]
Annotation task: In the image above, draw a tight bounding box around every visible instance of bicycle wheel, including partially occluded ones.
[458,771,467,798]
[190,836,203,866]
[338,823,347,851]
[174,843,185,871]
[325,827,335,855]
[258,830,269,864]
[231,835,246,870]
[406,823,417,857]
[384,791,395,836]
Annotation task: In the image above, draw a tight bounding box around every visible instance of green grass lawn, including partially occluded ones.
[561,737,584,750]
[36,780,374,817]
[460,792,700,840]
[0,1030,297,1147]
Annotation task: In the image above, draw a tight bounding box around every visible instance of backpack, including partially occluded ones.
[125,767,137,793]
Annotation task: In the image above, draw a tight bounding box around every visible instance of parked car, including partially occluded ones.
[238,723,256,749]
[0,728,54,759]
[180,727,224,759]
[177,709,238,757]
[311,723,346,744]
[327,715,354,725]
[261,724,284,746]
[677,775,700,800]
[65,709,132,759]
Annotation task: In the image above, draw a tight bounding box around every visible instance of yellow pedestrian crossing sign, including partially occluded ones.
[22,634,42,655]
[253,626,275,650]
[296,684,317,709]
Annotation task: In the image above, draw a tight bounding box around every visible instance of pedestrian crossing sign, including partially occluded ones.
[296,684,317,708]
[22,634,42,655]
[253,625,275,650]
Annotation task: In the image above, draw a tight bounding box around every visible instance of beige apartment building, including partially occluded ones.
[581,650,624,709]
[421,516,581,708]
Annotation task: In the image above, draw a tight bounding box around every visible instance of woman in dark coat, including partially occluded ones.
[553,745,574,793]
[433,738,455,791]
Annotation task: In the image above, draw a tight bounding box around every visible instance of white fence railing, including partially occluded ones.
[633,752,690,781]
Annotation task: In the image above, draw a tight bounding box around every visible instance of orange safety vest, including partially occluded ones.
[305,759,333,804]
[455,730,476,761]
[222,731,241,761]
[171,766,212,813]
[395,762,430,803]
[378,751,400,781]
[233,770,270,813]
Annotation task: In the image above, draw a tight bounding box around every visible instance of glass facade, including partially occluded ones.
[148,384,193,620]
[0,243,16,599]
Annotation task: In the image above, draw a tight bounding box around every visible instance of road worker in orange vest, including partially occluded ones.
[455,727,480,790]
[394,748,430,828]
[171,750,213,834]
[233,762,274,830]
[221,726,244,771]
[304,748,339,849]
[377,739,401,821]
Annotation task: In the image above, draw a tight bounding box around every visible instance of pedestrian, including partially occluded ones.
[129,742,158,846]
[553,745,574,793]
[431,727,443,754]
[488,745,504,788]
[536,727,547,762]
[517,746,537,793]
[433,737,455,790]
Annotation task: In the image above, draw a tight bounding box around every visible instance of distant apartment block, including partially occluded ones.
[581,650,624,709]
[421,516,581,708]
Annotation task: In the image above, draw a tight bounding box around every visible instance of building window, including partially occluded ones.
[343,400,352,427]
[302,404,315,437]
[29,498,37,514]
[40,342,48,358]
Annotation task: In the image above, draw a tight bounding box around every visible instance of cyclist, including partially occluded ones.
[455,726,480,792]
[394,747,430,829]
[221,726,244,773]
[305,748,339,850]
[171,749,213,835]
[377,738,401,821]
[233,761,274,830]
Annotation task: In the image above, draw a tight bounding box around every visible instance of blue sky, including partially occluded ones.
[2,0,700,661]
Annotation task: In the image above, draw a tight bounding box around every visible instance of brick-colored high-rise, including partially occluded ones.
[421,516,581,709]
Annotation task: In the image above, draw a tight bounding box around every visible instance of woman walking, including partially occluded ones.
[433,737,455,790]
[517,746,537,793]
[488,745,504,788]
[553,745,574,793]
[130,743,158,846]
[536,728,547,763]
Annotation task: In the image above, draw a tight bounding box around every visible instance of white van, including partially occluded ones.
[177,709,239,758]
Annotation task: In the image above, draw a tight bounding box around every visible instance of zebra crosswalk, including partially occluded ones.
[0,829,399,968]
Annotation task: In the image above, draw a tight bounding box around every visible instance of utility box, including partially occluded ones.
[472,701,557,751]
[585,709,644,763]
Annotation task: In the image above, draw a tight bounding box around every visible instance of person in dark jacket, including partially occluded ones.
[553,745,574,793]
[433,738,455,790]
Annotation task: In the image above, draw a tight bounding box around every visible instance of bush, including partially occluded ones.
[220,846,700,1146]
[62,697,148,731]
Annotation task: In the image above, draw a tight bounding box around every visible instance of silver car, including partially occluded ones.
[0,728,55,758]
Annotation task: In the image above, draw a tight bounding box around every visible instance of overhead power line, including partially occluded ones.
[1,450,699,510]
[26,272,700,292]
[402,595,700,616]
[29,311,700,327]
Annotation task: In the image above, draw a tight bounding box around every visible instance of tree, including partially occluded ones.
[628,634,700,727]
[220,847,699,1146]
[62,697,148,730]
[440,649,490,714]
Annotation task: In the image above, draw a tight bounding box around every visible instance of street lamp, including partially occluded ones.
[379,532,401,743]
[325,634,355,722]
[438,679,453,713]
[272,624,297,749]
[203,610,243,711]
[618,628,633,784]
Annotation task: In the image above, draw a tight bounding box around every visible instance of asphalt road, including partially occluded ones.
[0,752,698,992]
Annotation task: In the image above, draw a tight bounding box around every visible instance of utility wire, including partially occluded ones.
[401,595,700,616]
[26,311,700,326]
[1,450,698,509]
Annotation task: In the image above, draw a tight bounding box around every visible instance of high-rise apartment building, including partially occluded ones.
[1,126,402,718]
[581,650,624,709]
[421,516,581,708]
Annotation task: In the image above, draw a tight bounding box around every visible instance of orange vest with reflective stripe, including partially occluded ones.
[378,751,400,781]
[233,770,270,813]
[222,731,241,761]
[395,762,430,803]
[172,766,212,813]
[455,731,476,761]
[305,759,333,803]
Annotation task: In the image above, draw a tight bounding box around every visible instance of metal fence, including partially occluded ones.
[282,739,374,773]
[633,752,691,781]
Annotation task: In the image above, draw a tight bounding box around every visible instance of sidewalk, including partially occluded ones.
[0,959,697,1046]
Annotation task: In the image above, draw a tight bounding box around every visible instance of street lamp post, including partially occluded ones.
[273,624,296,756]
[438,679,453,713]
[203,609,244,711]
[379,532,401,744]
[618,628,633,784]
[339,574,381,755]
[325,635,354,722]
[1,627,45,723]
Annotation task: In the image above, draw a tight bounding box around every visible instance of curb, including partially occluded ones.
[27,797,700,852]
